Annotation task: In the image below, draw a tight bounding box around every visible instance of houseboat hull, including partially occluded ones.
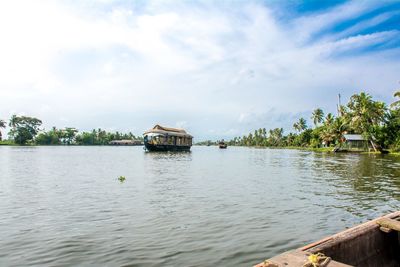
[144,142,191,152]
[255,211,400,267]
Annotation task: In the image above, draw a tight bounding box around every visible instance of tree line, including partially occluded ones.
[0,115,142,145]
[228,91,400,152]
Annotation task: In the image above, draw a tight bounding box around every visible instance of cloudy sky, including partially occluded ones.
[1,0,399,140]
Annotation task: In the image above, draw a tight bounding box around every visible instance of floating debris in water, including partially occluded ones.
[118,176,126,182]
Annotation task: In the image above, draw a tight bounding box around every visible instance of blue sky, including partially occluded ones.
[0,0,399,140]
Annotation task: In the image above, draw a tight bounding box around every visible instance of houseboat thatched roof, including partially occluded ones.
[144,125,193,138]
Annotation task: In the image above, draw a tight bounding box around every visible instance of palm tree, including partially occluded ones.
[268,128,283,146]
[298,118,307,131]
[0,119,6,141]
[391,91,400,109]
[330,117,348,143]
[293,122,300,133]
[311,108,324,127]
[324,113,334,126]
[9,114,18,128]
[345,92,386,136]
[293,118,307,133]
[7,115,18,140]
[320,128,335,147]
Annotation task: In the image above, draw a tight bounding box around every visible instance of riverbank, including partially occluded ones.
[0,140,17,145]
[229,145,400,155]
[0,141,142,146]
[2,142,400,155]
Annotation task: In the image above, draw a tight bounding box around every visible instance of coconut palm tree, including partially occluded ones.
[391,91,400,109]
[325,113,335,126]
[298,118,307,131]
[345,92,386,136]
[320,128,335,147]
[293,118,307,133]
[311,108,324,127]
[331,117,348,143]
[0,119,6,141]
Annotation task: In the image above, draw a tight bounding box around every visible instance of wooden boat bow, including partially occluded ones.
[254,211,400,267]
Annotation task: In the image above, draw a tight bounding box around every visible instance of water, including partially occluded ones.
[0,146,399,267]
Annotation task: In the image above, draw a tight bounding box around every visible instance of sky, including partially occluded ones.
[1,0,400,140]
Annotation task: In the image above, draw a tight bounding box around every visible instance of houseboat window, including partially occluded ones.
[145,134,165,144]
[167,136,174,145]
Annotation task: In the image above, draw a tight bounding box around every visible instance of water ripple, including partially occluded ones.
[0,146,399,266]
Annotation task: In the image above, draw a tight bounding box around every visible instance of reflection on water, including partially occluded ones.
[0,146,399,266]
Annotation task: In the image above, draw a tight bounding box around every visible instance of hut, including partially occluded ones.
[340,134,371,152]
[109,139,142,146]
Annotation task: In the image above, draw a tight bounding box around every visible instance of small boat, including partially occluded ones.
[254,211,400,267]
[143,124,193,152]
[219,140,227,149]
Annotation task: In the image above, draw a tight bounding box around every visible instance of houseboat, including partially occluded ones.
[254,211,400,267]
[143,125,193,152]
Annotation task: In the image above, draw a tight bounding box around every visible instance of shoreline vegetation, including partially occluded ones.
[1,92,399,153]
[0,115,143,146]
[198,91,400,154]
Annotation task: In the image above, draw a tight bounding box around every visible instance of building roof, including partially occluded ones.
[143,124,192,138]
[109,139,142,145]
[343,134,366,141]
[110,139,136,143]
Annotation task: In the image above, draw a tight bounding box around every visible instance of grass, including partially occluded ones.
[284,146,333,152]
[0,140,16,145]
[260,146,334,153]
[388,150,400,156]
[235,145,400,155]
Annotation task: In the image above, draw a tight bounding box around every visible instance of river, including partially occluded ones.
[0,146,399,266]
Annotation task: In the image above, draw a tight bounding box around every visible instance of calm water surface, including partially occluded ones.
[0,146,399,266]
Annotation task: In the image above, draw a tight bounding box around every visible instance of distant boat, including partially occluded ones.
[218,140,227,149]
[143,125,193,152]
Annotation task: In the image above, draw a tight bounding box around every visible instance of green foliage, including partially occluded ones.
[118,176,126,182]
[268,128,283,146]
[391,91,400,109]
[0,139,15,145]
[374,109,400,150]
[8,115,42,145]
[74,129,141,145]
[1,115,143,146]
[195,140,217,146]
[34,127,142,146]
[311,108,324,126]
[228,91,399,152]
[293,118,307,133]
[343,92,387,138]
[0,119,6,141]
